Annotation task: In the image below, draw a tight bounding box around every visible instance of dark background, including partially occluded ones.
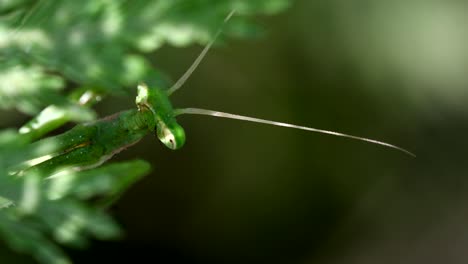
[3,0,468,263]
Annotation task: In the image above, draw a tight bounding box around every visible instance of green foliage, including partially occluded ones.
[0,0,289,114]
[0,129,150,263]
[0,0,290,263]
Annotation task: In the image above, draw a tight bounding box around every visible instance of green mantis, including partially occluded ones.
[16,11,414,177]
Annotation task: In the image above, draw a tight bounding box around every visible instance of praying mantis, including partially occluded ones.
[15,11,414,177]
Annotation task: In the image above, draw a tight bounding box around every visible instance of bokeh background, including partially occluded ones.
[2,0,468,263]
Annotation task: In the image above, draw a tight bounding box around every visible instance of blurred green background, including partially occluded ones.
[2,0,468,263]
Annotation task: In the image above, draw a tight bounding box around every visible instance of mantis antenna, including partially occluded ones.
[164,10,415,157]
[166,10,236,95]
[174,108,416,157]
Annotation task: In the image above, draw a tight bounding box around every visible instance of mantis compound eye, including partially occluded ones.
[156,122,185,150]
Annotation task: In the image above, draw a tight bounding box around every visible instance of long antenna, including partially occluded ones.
[174,108,416,157]
[166,10,236,96]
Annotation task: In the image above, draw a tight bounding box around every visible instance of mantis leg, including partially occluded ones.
[9,124,99,175]
[28,143,106,177]
[25,124,98,160]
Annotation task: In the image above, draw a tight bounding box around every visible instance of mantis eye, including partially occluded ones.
[156,122,185,150]
[166,134,176,149]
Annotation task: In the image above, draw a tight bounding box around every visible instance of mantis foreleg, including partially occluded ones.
[15,109,153,176]
[24,124,98,162]
[27,144,106,177]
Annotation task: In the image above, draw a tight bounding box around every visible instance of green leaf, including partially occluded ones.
[0,211,72,264]
[47,160,150,201]
[0,196,14,209]
[0,63,65,115]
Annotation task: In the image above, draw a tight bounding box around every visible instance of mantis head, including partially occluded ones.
[156,121,185,150]
[136,83,186,150]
